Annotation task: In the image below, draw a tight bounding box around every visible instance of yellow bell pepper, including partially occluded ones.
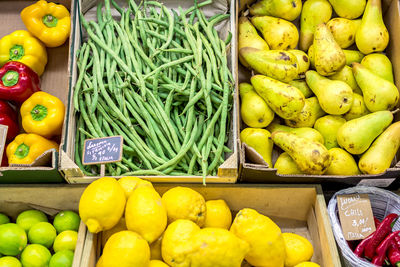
[7,133,58,165]
[21,91,65,138]
[21,0,71,48]
[0,30,47,76]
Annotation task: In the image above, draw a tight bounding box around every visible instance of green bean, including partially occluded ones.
[73,44,90,112]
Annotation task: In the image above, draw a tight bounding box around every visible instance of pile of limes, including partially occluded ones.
[0,210,80,267]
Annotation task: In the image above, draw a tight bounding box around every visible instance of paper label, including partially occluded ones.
[0,125,8,165]
[337,194,376,240]
[82,136,123,165]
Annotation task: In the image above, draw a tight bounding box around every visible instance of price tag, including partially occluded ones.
[82,136,123,165]
[0,125,8,165]
[337,194,376,241]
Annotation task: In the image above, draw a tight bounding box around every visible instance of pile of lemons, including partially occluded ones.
[79,177,318,267]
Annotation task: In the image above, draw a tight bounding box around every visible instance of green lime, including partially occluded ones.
[0,223,27,256]
[53,231,78,253]
[0,213,10,225]
[28,222,57,249]
[49,250,74,267]
[0,256,22,267]
[16,210,48,233]
[53,211,80,234]
[20,244,51,267]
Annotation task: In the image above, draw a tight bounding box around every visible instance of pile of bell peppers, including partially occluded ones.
[0,0,69,167]
[352,213,400,266]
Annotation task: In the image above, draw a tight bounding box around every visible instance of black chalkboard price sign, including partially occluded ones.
[82,136,123,165]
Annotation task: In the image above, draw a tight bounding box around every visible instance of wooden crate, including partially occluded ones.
[74,184,340,267]
[0,185,87,265]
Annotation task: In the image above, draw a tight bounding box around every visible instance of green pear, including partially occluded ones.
[238,17,270,68]
[271,131,331,174]
[359,121,400,174]
[267,122,324,144]
[326,148,361,175]
[306,70,354,115]
[284,97,325,128]
[240,83,274,128]
[274,152,304,174]
[251,16,299,50]
[240,48,298,83]
[329,65,363,95]
[328,0,366,19]
[240,128,274,167]
[326,18,362,48]
[314,23,346,76]
[337,110,393,154]
[289,80,314,98]
[353,62,399,112]
[289,50,310,79]
[356,0,389,54]
[361,53,394,83]
[343,50,364,66]
[249,0,302,21]
[251,75,305,119]
[344,93,370,120]
[300,0,332,51]
[314,115,346,149]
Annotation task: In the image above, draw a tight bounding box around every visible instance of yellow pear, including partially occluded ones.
[289,50,310,79]
[274,152,304,175]
[240,128,274,167]
[327,18,361,48]
[240,48,298,83]
[308,44,315,68]
[284,97,325,128]
[251,75,305,119]
[271,131,331,174]
[314,23,346,76]
[344,50,364,66]
[289,80,314,98]
[344,93,370,120]
[251,16,299,50]
[267,122,324,144]
[240,83,274,128]
[361,53,394,83]
[328,0,366,19]
[249,0,302,21]
[329,65,362,95]
[359,122,400,174]
[326,148,361,175]
[238,17,269,68]
[300,0,332,51]
[356,0,389,54]
[314,115,346,149]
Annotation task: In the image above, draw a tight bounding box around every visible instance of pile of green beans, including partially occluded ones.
[73,0,234,180]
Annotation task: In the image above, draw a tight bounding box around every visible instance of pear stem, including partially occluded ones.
[392,108,400,115]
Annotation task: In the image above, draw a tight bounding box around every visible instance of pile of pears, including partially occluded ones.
[239,0,400,176]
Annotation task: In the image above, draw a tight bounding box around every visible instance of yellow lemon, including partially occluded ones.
[101,231,150,267]
[204,200,232,229]
[118,177,153,198]
[149,260,170,267]
[162,219,200,267]
[230,208,285,267]
[125,186,167,243]
[79,177,126,233]
[283,233,314,267]
[150,235,163,260]
[101,217,127,248]
[162,187,206,227]
[189,228,249,267]
[294,262,320,267]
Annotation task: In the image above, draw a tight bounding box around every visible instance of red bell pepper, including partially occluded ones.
[0,61,40,103]
[0,100,19,142]
[365,214,399,259]
[372,230,400,266]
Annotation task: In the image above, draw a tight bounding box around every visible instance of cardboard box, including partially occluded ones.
[238,0,400,186]
[0,185,87,265]
[60,0,240,184]
[73,184,340,267]
[0,0,75,183]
